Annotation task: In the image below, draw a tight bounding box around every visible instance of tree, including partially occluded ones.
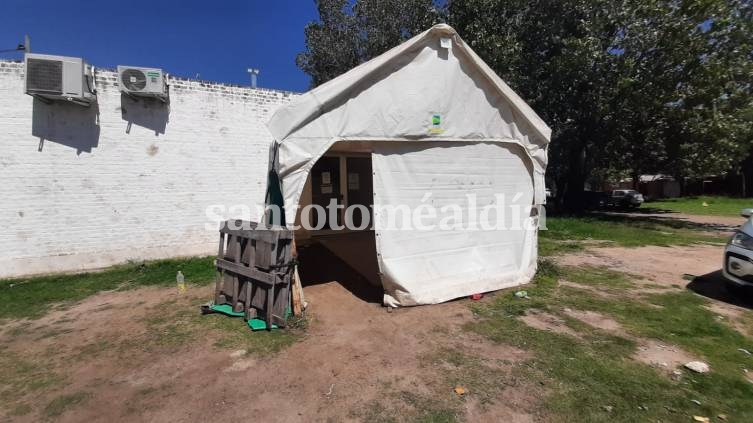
[296,0,361,87]
[298,0,753,206]
[451,0,630,208]
[450,0,753,205]
[297,0,445,87]
[610,0,753,186]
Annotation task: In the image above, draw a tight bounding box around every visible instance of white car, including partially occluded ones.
[724,208,753,292]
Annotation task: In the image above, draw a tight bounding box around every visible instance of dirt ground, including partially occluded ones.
[0,279,536,422]
[1,212,750,422]
[556,243,721,289]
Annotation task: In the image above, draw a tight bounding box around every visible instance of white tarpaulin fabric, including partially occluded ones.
[372,142,538,306]
[265,24,551,306]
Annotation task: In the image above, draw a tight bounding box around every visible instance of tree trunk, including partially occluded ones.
[552,176,567,213]
[562,142,587,213]
[742,170,747,198]
[743,151,753,198]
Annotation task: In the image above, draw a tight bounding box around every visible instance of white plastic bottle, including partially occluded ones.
[177,271,186,293]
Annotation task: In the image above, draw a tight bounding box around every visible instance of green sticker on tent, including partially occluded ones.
[429,113,443,134]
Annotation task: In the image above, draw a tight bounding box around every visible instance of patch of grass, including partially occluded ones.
[471,259,560,318]
[120,383,174,416]
[471,312,664,420]
[35,327,75,340]
[563,286,753,380]
[541,215,725,249]
[135,386,158,396]
[0,256,215,320]
[205,312,304,356]
[357,393,459,423]
[43,391,91,418]
[648,196,752,217]
[5,322,32,338]
[468,260,753,421]
[559,265,635,289]
[425,348,511,407]
[137,302,198,349]
[399,391,458,422]
[354,338,514,422]
[412,407,458,423]
[48,293,305,366]
[9,403,32,416]
[0,351,66,412]
[73,339,115,361]
[117,297,305,357]
[538,238,586,257]
[355,401,399,423]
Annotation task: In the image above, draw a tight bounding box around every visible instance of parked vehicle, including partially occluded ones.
[564,189,644,210]
[604,190,644,209]
[724,208,753,293]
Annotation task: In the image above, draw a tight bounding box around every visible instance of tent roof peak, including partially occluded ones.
[267,24,551,145]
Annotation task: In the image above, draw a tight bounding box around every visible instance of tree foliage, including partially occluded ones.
[298,0,753,203]
[451,0,752,204]
[296,0,444,87]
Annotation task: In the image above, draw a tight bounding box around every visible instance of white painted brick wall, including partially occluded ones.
[0,61,298,278]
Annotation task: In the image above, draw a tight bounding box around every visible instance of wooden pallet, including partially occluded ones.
[214,220,294,329]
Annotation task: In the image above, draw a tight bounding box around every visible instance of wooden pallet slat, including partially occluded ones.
[216,259,276,284]
[214,231,227,304]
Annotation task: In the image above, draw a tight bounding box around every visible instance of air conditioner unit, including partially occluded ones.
[117,66,168,100]
[24,53,96,106]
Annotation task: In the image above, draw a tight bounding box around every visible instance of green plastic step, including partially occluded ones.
[210,303,244,317]
[209,303,278,331]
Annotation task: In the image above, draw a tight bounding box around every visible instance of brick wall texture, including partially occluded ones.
[0,60,298,278]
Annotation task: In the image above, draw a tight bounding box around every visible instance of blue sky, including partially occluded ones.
[1,0,319,92]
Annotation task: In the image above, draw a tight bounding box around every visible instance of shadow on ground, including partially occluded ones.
[687,270,753,310]
[591,211,739,232]
[619,206,678,215]
[297,242,383,304]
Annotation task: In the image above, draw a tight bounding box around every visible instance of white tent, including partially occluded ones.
[266,24,551,306]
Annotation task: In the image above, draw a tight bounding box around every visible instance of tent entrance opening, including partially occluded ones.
[298,152,381,298]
